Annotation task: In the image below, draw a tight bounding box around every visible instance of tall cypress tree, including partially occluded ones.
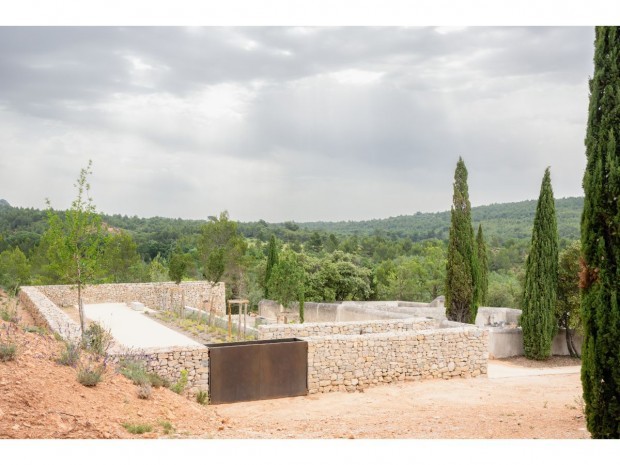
[476,224,489,306]
[581,26,620,438]
[521,168,558,360]
[445,157,477,323]
[264,234,279,299]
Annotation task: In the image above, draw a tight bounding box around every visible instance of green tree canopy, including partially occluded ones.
[0,246,31,295]
[580,26,620,438]
[476,224,489,306]
[521,168,558,360]
[268,249,306,322]
[264,234,279,298]
[556,241,582,358]
[43,160,104,334]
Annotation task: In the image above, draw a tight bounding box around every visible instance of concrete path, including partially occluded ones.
[488,361,581,379]
[83,303,204,350]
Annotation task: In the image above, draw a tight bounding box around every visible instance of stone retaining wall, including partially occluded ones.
[35,281,226,315]
[306,325,488,394]
[109,346,209,394]
[19,286,81,342]
[258,318,438,339]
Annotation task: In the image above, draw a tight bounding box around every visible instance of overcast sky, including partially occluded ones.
[0,26,595,222]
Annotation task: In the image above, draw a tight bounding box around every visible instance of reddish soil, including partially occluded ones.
[0,291,589,439]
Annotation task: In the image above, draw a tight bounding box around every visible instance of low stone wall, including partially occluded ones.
[18,286,81,342]
[488,327,583,358]
[306,325,488,394]
[109,346,209,394]
[258,318,438,339]
[36,281,226,315]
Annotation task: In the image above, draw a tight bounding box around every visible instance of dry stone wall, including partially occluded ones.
[306,325,488,394]
[35,281,226,315]
[258,318,438,339]
[109,346,209,394]
[19,286,81,342]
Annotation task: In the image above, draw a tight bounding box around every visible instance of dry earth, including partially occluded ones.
[0,291,588,439]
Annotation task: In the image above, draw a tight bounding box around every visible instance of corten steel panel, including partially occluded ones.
[207,338,308,404]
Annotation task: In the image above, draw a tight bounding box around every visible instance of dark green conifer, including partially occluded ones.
[264,234,279,298]
[521,168,558,360]
[445,157,477,323]
[476,224,488,306]
[581,26,620,438]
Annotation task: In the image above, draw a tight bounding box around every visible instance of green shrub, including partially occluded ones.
[158,420,175,435]
[23,325,46,335]
[0,308,18,324]
[0,342,17,362]
[82,322,113,356]
[122,422,153,434]
[196,390,208,405]
[170,369,188,394]
[148,372,169,388]
[119,359,150,386]
[57,341,81,367]
[77,363,105,387]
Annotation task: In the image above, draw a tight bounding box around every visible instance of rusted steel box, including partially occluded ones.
[207,338,308,404]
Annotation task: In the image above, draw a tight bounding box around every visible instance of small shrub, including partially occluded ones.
[82,322,113,355]
[196,390,208,405]
[23,325,45,335]
[77,362,105,387]
[158,420,175,435]
[122,422,153,435]
[0,308,18,324]
[137,383,152,400]
[57,341,81,367]
[170,369,188,395]
[148,372,170,388]
[0,342,17,362]
[119,359,150,386]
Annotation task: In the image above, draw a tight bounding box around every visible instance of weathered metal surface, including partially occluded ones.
[207,338,308,404]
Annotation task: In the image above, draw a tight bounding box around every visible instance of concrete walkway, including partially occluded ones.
[83,303,204,350]
[488,360,581,379]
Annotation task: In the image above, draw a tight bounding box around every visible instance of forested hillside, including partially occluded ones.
[0,196,583,310]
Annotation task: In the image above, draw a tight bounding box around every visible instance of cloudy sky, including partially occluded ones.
[0,26,595,222]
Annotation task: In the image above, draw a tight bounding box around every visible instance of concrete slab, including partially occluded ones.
[83,303,203,350]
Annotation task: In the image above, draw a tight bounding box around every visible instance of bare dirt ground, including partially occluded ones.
[0,290,589,439]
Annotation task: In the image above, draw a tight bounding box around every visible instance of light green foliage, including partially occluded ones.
[521,168,558,360]
[581,26,620,438]
[268,249,306,322]
[375,240,446,302]
[196,390,209,405]
[57,341,81,367]
[148,253,169,282]
[99,232,144,283]
[82,321,113,356]
[556,241,582,358]
[302,251,372,302]
[43,160,104,334]
[0,342,17,362]
[171,369,188,394]
[486,271,522,308]
[476,225,489,306]
[198,211,247,295]
[445,158,478,323]
[168,247,190,285]
[0,247,31,294]
[77,362,105,386]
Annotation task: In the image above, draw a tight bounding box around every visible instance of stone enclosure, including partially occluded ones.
[20,284,489,399]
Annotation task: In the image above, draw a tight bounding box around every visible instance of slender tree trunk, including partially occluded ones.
[78,282,85,336]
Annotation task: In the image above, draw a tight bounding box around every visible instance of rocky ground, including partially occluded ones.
[0,290,589,439]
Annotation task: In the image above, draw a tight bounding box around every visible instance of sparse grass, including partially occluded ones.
[77,362,105,387]
[196,390,209,405]
[158,420,175,435]
[148,372,170,388]
[122,422,153,435]
[0,342,17,362]
[171,369,188,395]
[57,341,81,367]
[23,325,46,335]
[0,308,18,324]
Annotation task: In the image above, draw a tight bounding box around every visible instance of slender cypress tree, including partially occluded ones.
[264,234,279,298]
[521,168,558,360]
[581,26,620,438]
[476,224,489,306]
[445,157,477,323]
